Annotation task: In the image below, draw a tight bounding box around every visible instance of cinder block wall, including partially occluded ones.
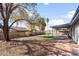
[0,31,26,40]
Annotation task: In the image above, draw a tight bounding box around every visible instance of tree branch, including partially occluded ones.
[5,3,12,18]
[0,3,5,19]
[9,18,32,29]
[9,19,25,29]
[5,3,8,17]
[9,4,20,14]
[0,23,3,29]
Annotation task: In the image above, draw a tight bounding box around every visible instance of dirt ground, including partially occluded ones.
[0,35,79,56]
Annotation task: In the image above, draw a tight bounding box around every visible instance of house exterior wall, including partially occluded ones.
[52,28,69,36]
[70,19,79,44]
[52,29,61,36]
[75,20,79,44]
[71,25,75,42]
[51,6,79,45]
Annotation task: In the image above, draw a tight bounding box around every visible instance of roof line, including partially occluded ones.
[50,5,79,28]
[70,5,79,25]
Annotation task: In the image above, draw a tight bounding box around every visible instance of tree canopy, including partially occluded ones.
[0,3,49,41]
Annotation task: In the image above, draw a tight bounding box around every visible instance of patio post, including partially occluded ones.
[52,28,53,36]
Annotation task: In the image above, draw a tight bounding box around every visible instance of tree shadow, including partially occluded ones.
[52,36,68,40]
[5,39,53,56]
[51,36,75,44]
[3,39,74,56]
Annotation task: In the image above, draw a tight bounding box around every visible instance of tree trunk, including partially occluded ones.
[3,28,10,41]
[3,20,10,42]
[40,25,45,33]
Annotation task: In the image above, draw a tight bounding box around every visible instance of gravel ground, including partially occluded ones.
[0,36,79,56]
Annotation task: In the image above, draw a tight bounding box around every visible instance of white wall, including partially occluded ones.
[71,25,75,42]
[71,20,79,45]
[75,24,79,45]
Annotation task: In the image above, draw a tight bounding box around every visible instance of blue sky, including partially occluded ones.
[14,3,79,30]
[36,3,79,30]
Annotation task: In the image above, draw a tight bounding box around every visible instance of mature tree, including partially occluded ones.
[27,8,49,34]
[26,7,38,34]
[36,17,49,33]
[0,3,18,41]
[36,17,45,33]
[30,9,49,33]
[0,3,36,41]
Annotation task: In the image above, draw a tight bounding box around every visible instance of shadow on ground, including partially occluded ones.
[0,36,79,56]
[8,39,75,55]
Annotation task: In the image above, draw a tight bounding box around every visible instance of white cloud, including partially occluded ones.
[49,19,65,26]
[43,3,49,5]
[66,10,75,18]
[47,19,65,27]
[45,19,65,30]
[61,10,75,18]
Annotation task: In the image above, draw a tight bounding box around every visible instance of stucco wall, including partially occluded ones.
[75,20,79,44]
[70,19,79,44]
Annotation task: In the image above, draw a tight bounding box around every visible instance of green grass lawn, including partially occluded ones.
[39,34,53,40]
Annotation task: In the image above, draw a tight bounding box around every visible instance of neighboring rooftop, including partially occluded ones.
[10,27,28,32]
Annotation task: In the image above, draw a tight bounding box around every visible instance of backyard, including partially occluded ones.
[0,3,79,56]
[0,34,79,56]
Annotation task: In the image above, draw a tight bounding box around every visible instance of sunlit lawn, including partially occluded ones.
[38,34,53,40]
